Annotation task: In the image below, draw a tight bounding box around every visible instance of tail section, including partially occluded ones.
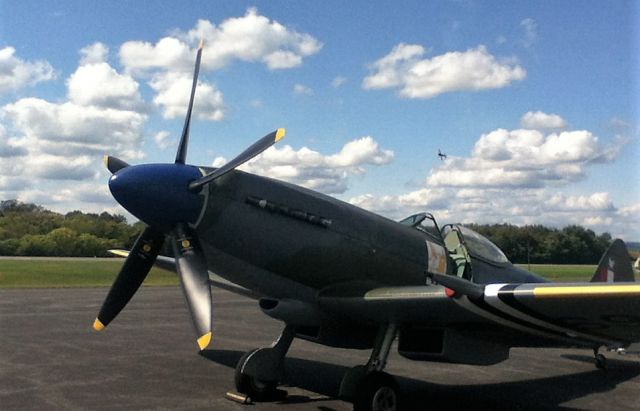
[590,239,635,282]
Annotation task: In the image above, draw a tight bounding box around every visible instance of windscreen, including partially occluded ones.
[457,226,509,264]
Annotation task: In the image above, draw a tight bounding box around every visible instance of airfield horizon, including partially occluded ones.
[0,258,610,289]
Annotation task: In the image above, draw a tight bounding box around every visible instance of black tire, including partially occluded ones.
[595,353,607,370]
[353,371,400,411]
[234,349,278,401]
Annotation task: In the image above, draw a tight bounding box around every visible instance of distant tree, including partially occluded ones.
[0,199,143,257]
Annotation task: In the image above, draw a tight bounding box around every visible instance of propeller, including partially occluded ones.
[189,128,285,190]
[103,155,129,174]
[94,40,285,351]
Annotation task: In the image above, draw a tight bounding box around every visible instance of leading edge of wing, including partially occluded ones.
[319,281,640,348]
[108,249,260,300]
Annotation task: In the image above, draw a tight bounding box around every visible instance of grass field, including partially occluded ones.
[0,258,178,288]
[515,264,597,282]
[0,258,612,288]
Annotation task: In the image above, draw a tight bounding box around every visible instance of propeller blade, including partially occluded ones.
[172,224,213,350]
[175,40,204,165]
[188,128,285,191]
[93,227,165,331]
[104,155,129,174]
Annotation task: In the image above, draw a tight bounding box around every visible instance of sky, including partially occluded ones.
[0,1,638,239]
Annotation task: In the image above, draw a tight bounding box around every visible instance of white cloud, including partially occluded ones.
[79,42,109,65]
[0,46,56,95]
[120,37,193,74]
[428,128,620,188]
[520,111,567,130]
[67,57,144,111]
[149,71,224,120]
[348,115,635,238]
[120,8,322,73]
[363,43,526,99]
[154,131,174,150]
[1,44,147,183]
[293,83,313,96]
[3,98,145,157]
[238,136,393,194]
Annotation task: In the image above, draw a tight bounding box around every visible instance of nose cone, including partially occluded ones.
[109,164,205,231]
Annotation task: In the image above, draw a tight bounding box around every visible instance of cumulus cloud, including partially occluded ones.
[238,136,393,194]
[348,115,634,238]
[363,43,526,99]
[1,44,147,182]
[120,8,322,74]
[67,44,144,111]
[79,42,109,65]
[0,46,56,95]
[149,71,224,120]
[520,111,567,130]
[3,98,145,157]
[118,9,322,122]
[427,128,619,188]
[154,130,174,150]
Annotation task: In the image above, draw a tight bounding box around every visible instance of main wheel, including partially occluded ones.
[353,371,399,411]
[234,349,278,401]
[595,353,607,370]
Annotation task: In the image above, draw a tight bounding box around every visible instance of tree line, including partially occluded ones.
[466,223,612,264]
[0,200,617,263]
[0,200,143,257]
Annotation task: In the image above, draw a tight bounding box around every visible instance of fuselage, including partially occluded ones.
[195,169,427,295]
[193,168,545,299]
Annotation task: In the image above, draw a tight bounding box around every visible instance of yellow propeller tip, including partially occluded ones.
[103,155,109,168]
[198,39,205,49]
[93,318,105,331]
[108,249,129,258]
[197,332,213,350]
[275,128,286,142]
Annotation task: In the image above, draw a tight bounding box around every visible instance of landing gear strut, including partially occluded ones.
[234,324,295,400]
[340,323,400,411]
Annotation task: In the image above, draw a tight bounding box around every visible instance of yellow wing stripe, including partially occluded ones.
[533,284,640,298]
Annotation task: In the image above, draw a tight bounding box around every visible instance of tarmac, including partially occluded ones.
[1,286,639,410]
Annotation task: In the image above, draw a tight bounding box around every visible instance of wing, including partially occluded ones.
[108,249,260,299]
[318,281,640,350]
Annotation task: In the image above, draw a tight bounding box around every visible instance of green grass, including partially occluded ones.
[0,258,178,288]
[515,264,596,282]
[0,259,631,289]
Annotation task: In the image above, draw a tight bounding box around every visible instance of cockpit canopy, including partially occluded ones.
[399,213,509,265]
[450,225,509,264]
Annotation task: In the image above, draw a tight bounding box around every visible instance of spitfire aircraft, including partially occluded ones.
[94,42,640,411]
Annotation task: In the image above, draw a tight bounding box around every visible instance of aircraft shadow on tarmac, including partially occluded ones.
[201,349,640,411]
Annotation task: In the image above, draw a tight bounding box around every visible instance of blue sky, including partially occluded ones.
[0,1,638,239]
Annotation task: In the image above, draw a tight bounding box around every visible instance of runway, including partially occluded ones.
[1,287,639,410]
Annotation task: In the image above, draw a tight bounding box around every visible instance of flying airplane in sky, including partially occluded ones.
[94,43,640,411]
[437,149,447,161]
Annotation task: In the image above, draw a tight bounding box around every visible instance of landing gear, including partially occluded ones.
[354,371,399,411]
[340,323,400,411]
[594,348,607,370]
[234,325,295,401]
